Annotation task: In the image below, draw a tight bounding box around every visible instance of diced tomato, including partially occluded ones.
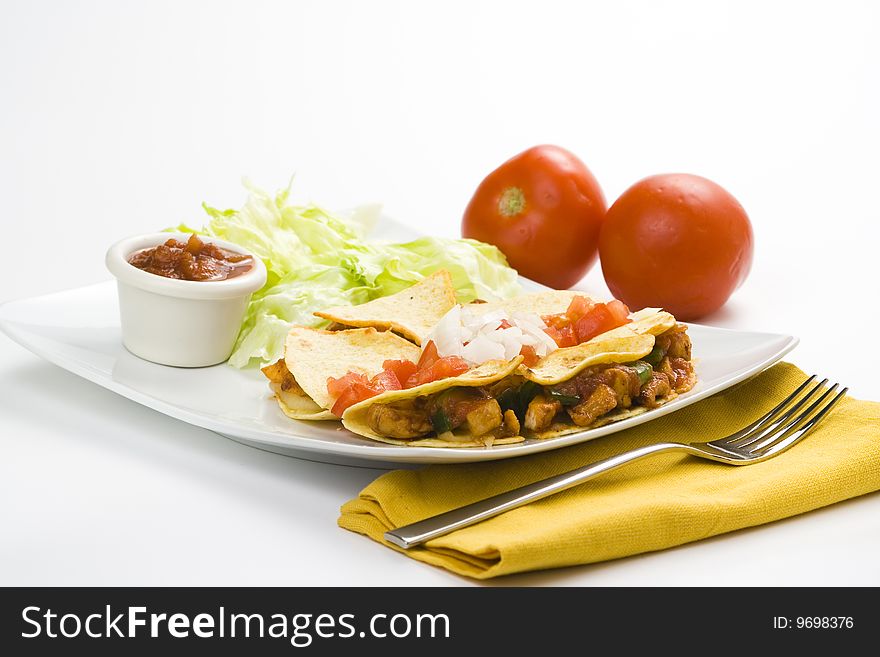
[542,313,570,330]
[405,355,470,388]
[371,369,402,391]
[329,387,356,417]
[382,359,418,384]
[327,372,382,416]
[433,356,470,379]
[543,297,631,347]
[573,304,619,343]
[327,348,474,414]
[573,306,610,343]
[544,326,560,347]
[544,324,577,348]
[560,324,577,347]
[417,340,440,370]
[606,299,631,325]
[327,371,370,399]
[519,344,539,367]
[497,319,513,330]
[565,295,594,321]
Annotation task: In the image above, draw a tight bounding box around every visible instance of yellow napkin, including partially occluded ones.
[338,363,880,579]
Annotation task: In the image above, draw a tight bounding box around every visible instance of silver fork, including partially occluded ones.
[385,375,847,549]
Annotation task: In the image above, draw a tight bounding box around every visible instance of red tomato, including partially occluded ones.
[573,305,615,343]
[543,298,630,347]
[433,356,470,380]
[558,325,577,347]
[565,295,594,321]
[519,344,539,367]
[329,387,365,417]
[599,174,753,320]
[406,356,470,388]
[461,145,607,289]
[382,359,418,384]
[327,372,381,416]
[327,371,368,399]
[543,313,571,330]
[417,340,440,370]
[371,369,402,392]
[544,324,577,348]
[606,299,631,325]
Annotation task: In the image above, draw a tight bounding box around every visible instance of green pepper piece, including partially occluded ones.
[631,361,653,386]
[497,388,519,415]
[644,345,666,366]
[431,408,452,433]
[547,388,580,406]
[518,381,542,408]
[498,381,542,421]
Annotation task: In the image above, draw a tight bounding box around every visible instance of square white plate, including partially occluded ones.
[0,279,797,466]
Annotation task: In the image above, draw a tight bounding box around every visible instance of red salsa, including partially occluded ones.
[128,234,253,281]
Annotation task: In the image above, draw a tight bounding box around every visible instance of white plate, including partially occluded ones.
[0,280,798,466]
[0,220,797,466]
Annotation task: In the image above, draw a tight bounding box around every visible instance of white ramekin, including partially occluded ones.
[105,233,267,367]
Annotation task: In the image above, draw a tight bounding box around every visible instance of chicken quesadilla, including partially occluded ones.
[263,269,697,446]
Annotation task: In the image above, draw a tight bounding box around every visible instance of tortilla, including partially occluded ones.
[314,270,456,345]
[468,289,587,316]
[367,435,525,448]
[519,310,675,385]
[276,327,420,419]
[521,332,656,386]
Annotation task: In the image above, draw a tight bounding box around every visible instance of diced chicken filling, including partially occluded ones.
[525,396,562,432]
[465,398,503,436]
[567,384,619,426]
[655,324,691,360]
[366,401,434,439]
[262,359,308,407]
[500,410,521,437]
[638,372,673,408]
[659,356,696,393]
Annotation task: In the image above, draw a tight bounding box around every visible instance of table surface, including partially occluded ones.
[2,1,878,586]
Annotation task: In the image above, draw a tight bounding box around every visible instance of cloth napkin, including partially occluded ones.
[338,363,880,579]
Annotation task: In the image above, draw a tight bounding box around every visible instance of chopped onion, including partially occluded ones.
[425,304,558,365]
[461,333,506,363]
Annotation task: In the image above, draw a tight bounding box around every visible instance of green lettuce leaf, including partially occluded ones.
[174,180,521,367]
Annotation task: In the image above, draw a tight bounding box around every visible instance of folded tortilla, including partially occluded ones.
[341,310,694,446]
[268,284,694,447]
[263,327,420,420]
[468,289,587,316]
[314,269,456,345]
[520,308,675,385]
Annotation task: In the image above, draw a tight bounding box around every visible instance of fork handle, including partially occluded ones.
[384,442,685,549]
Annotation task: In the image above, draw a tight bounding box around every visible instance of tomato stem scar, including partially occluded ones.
[498,187,526,217]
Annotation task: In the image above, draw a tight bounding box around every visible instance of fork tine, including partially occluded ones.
[750,387,848,459]
[746,383,841,455]
[761,388,849,458]
[729,377,828,449]
[719,374,817,444]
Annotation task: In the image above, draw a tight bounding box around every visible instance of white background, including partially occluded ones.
[1,0,878,585]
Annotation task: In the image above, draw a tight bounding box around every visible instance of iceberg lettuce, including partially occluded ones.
[174,180,521,367]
